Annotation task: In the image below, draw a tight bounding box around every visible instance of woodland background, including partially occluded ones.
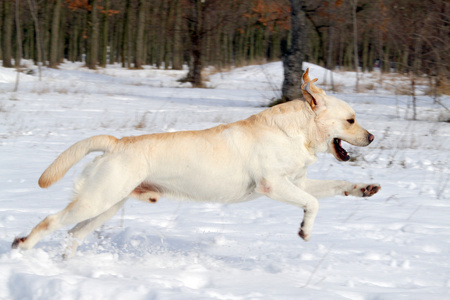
[0,0,449,92]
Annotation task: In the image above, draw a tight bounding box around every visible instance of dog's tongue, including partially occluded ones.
[334,139,350,161]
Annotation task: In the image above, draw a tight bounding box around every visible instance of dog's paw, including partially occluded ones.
[298,229,311,241]
[11,236,27,249]
[345,184,381,197]
[361,184,381,197]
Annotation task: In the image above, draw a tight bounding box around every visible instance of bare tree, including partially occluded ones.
[185,0,205,87]
[121,0,132,68]
[100,0,110,67]
[352,0,359,91]
[27,0,43,79]
[172,0,183,70]
[281,0,307,102]
[183,0,242,87]
[2,0,14,67]
[135,0,147,69]
[14,0,23,92]
[87,0,99,69]
[49,0,63,68]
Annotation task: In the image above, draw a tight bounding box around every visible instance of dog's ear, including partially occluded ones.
[301,69,326,112]
[302,68,326,95]
[302,68,312,85]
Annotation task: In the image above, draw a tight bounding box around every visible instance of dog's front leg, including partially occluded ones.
[256,177,318,241]
[302,179,380,199]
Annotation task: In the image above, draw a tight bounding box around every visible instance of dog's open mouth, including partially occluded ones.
[333,138,350,161]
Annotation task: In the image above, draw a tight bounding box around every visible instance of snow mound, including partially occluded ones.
[0,61,449,299]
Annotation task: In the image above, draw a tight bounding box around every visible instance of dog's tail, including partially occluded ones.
[38,135,119,188]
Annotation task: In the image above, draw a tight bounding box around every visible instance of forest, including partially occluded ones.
[1,0,449,90]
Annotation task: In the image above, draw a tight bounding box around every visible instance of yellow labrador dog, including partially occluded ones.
[12,69,380,256]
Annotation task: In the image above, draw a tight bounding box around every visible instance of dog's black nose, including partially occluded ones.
[368,133,374,143]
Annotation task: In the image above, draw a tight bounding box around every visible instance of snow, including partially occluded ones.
[1,61,450,299]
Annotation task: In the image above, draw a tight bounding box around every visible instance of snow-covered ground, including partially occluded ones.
[0,61,449,300]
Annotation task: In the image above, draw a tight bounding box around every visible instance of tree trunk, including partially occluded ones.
[338,33,344,68]
[24,24,33,59]
[281,0,307,102]
[2,0,14,68]
[27,0,43,78]
[410,72,417,120]
[49,0,62,68]
[172,0,183,70]
[368,42,374,72]
[362,34,369,72]
[100,0,110,67]
[248,27,255,62]
[327,23,335,92]
[14,0,23,92]
[383,45,390,73]
[58,7,65,64]
[43,1,53,63]
[15,0,23,67]
[110,16,120,64]
[87,0,99,69]
[122,0,132,68]
[228,30,234,66]
[148,4,158,66]
[157,0,168,68]
[352,0,359,91]
[186,0,204,88]
[190,46,202,87]
[401,46,409,74]
[235,30,245,66]
[164,0,173,69]
[135,0,147,69]
[345,43,352,69]
[69,12,80,62]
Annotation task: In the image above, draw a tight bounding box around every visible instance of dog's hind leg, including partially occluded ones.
[256,177,319,241]
[12,173,141,251]
[12,152,147,251]
[63,198,128,258]
[12,194,126,250]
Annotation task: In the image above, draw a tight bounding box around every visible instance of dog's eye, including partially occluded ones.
[347,118,355,124]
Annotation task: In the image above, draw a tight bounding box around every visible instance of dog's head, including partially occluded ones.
[301,68,374,161]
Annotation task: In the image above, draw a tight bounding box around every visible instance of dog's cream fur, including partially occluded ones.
[12,69,380,256]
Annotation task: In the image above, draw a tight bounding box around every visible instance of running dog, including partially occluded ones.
[12,69,380,256]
